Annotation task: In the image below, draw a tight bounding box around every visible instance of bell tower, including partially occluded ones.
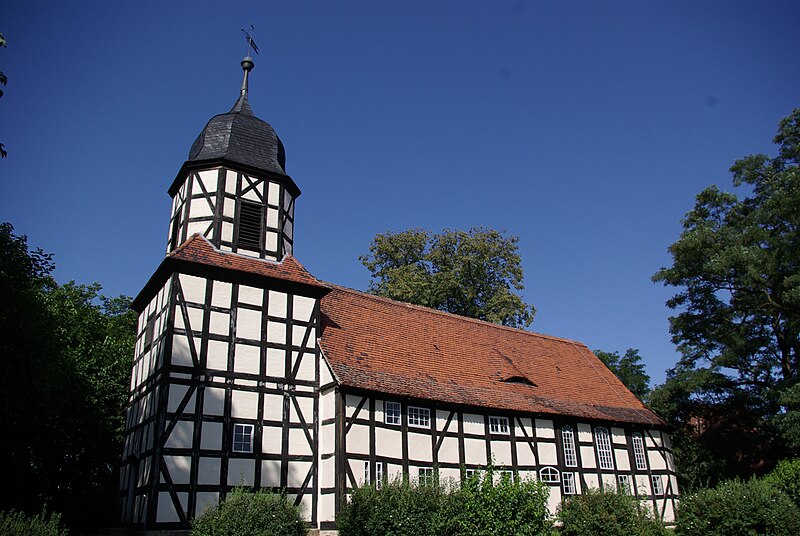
[166,56,299,260]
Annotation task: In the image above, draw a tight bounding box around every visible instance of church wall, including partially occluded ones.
[330,391,679,527]
[121,269,322,530]
[166,166,295,261]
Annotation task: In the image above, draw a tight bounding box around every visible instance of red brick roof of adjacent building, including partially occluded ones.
[170,234,327,289]
[319,284,665,427]
[166,240,664,426]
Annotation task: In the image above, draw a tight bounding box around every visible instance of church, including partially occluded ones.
[119,56,679,532]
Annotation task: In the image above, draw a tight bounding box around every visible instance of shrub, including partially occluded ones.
[558,489,667,536]
[336,477,452,536]
[0,509,68,536]
[191,488,306,536]
[675,477,800,536]
[337,467,552,536]
[445,469,551,535]
[763,457,800,508]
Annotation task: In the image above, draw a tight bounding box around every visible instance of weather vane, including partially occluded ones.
[241,25,260,56]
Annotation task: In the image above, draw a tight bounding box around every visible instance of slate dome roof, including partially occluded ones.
[188,58,287,176]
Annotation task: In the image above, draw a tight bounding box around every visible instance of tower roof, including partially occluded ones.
[187,57,287,176]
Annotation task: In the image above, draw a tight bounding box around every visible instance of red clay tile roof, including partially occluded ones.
[170,234,327,289]
[319,285,664,427]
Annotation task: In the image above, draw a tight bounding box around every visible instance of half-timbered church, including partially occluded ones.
[119,56,678,532]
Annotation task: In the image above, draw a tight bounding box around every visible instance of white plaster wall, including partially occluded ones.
[201,422,222,450]
[262,460,281,487]
[231,389,259,419]
[408,431,432,463]
[348,423,369,455]
[269,291,287,317]
[262,425,282,454]
[263,393,284,422]
[165,455,191,485]
[228,459,255,486]
[439,436,459,464]
[615,448,631,471]
[157,492,180,523]
[208,311,229,336]
[225,170,237,194]
[165,421,193,449]
[195,492,218,516]
[198,457,220,485]
[268,182,280,206]
[517,442,536,466]
[490,440,513,467]
[535,419,555,438]
[611,427,626,444]
[266,348,284,377]
[537,442,557,466]
[635,474,651,496]
[580,445,597,468]
[238,285,263,306]
[584,473,600,490]
[287,460,312,488]
[234,343,260,374]
[463,413,484,435]
[211,281,231,308]
[289,428,313,456]
[577,423,592,443]
[206,340,229,370]
[464,438,488,465]
[267,321,286,344]
[204,387,225,416]
[180,274,207,304]
[376,427,402,459]
[648,450,668,470]
[168,385,189,412]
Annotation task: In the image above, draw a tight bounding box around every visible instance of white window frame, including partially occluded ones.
[539,467,560,483]
[364,461,370,485]
[632,432,648,470]
[594,427,615,470]
[385,401,401,426]
[408,406,430,428]
[617,474,631,494]
[375,461,383,490]
[232,423,254,453]
[652,475,664,496]
[489,416,510,434]
[562,425,578,467]
[418,467,434,485]
[464,469,480,481]
[562,472,577,495]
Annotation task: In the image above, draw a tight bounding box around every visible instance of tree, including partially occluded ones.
[651,109,800,485]
[0,223,136,532]
[593,348,651,399]
[360,227,536,328]
[1,32,7,157]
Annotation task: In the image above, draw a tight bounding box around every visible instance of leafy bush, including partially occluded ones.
[337,467,552,536]
[675,477,800,536]
[558,489,667,536]
[336,476,452,536]
[191,488,306,536]
[0,509,68,536]
[763,457,800,508]
[446,470,551,535]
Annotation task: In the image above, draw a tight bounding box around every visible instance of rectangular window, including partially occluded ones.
[375,462,383,490]
[594,427,615,470]
[385,401,401,426]
[418,467,434,485]
[562,472,577,495]
[143,315,155,351]
[232,423,254,453]
[652,475,664,496]
[464,469,479,481]
[237,200,263,252]
[364,461,370,485]
[618,474,631,494]
[562,425,578,467]
[539,467,560,483]
[489,416,510,434]
[632,433,648,470]
[408,406,430,428]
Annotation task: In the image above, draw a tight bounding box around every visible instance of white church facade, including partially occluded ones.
[119,57,678,532]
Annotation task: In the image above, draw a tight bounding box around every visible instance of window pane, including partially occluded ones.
[632,433,647,470]
[594,427,614,470]
[563,472,576,494]
[490,416,509,434]
[562,426,578,467]
[408,406,430,428]
[385,401,401,425]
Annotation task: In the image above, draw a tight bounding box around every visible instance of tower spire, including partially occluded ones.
[240,56,254,97]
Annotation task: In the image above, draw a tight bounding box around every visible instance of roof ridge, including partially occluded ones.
[322,281,587,347]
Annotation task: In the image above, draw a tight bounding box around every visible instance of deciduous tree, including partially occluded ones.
[651,109,800,486]
[360,227,535,328]
[593,348,651,399]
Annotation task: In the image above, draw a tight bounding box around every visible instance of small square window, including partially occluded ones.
[385,401,401,425]
[562,472,577,495]
[489,416,509,434]
[408,406,430,428]
[418,467,434,485]
[233,423,254,453]
[652,475,664,496]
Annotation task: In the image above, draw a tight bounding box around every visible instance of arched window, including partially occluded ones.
[562,425,578,467]
[594,427,614,470]
[632,432,647,470]
[539,467,560,483]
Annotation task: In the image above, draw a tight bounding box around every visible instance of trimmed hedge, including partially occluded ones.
[337,468,552,536]
[191,488,306,536]
[675,477,800,536]
[557,489,667,536]
[0,509,68,536]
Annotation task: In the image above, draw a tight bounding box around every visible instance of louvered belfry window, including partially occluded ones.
[237,200,263,252]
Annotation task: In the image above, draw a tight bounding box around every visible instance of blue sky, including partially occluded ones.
[2,1,798,386]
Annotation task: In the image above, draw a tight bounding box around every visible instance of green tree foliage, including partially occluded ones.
[558,489,667,536]
[763,457,800,508]
[361,227,536,328]
[593,348,651,399]
[191,488,306,536]
[675,478,800,536]
[0,509,68,536]
[337,467,552,536]
[651,109,800,486]
[0,223,136,532]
